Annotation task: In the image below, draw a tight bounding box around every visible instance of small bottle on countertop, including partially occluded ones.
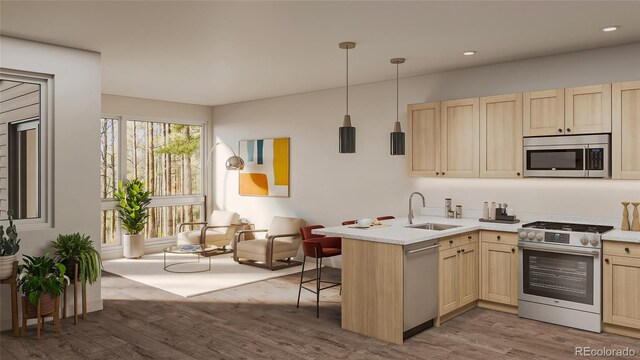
[490,202,496,220]
[483,202,489,220]
[456,205,462,219]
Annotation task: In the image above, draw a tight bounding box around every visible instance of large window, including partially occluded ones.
[100,117,204,245]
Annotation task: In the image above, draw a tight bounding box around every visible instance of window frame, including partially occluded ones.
[0,69,53,230]
[100,113,207,248]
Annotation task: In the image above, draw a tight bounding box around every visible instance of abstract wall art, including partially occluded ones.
[238,137,289,197]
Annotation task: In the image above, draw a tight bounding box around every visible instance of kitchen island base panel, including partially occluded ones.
[342,238,404,345]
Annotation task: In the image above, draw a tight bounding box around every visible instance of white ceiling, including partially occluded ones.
[2,1,640,106]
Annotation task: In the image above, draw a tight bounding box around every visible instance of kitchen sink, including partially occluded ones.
[406,223,461,231]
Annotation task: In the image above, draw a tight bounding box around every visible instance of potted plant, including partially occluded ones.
[17,255,68,316]
[51,233,101,284]
[114,179,151,259]
[0,213,21,280]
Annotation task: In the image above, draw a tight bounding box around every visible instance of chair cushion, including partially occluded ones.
[177,229,227,246]
[268,216,306,239]
[236,238,300,256]
[210,210,240,237]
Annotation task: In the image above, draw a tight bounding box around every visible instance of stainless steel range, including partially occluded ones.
[517,221,613,333]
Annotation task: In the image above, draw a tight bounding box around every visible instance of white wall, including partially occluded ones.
[101,94,213,258]
[0,36,102,330]
[211,42,640,265]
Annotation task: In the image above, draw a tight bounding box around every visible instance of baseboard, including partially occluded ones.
[478,300,518,314]
[602,323,640,339]
[0,299,103,332]
[436,301,477,326]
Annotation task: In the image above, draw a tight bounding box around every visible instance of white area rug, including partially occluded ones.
[103,252,307,298]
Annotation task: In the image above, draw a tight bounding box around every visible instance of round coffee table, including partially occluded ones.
[163,244,217,273]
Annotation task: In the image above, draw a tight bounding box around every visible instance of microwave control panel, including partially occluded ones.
[588,148,604,170]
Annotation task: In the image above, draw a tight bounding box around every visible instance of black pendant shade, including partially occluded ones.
[339,42,356,154]
[390,58,406,155]
[390,122,405,155]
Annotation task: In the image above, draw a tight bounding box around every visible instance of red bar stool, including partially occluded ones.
[297,225,342,317]
[341,220,356,225]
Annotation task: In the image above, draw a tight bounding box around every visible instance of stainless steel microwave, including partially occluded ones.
[523,134,611,178]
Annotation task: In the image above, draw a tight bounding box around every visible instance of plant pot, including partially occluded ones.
[63,260,78,278]
[0,254,17,280]
[123,233,145,259]
[22,293,58,317]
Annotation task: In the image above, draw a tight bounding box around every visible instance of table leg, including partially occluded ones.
[10,281,18,336]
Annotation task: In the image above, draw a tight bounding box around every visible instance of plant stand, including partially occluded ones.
[62,263,87,324]
[21,294,61,338]
[0,261,19,336]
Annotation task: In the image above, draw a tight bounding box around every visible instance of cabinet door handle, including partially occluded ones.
[449,239,454,244]
[512,248,515,253]
[497,235,501,240]
[566,128,571,133]
[517,172,521,176]
[467,236,472,239]
[457,250,461,254]
[625,247,630,253]
[605,258,610,264]
[406,244,440,254]
[436,172,440,175]
[460,248,465,253]
[442,172,446,176]
[558,128,563,133]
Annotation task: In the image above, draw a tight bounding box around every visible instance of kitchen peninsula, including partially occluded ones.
[315,216,640,344]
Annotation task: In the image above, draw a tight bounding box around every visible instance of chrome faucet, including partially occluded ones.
[408,192,426,225]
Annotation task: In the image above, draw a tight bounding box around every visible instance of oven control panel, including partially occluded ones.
[517,229,602,248]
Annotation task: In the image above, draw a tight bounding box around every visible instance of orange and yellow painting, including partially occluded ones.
[238,137,289,197]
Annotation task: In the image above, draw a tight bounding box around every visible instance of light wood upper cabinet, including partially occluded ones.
[441,98,480,178]
[408,102,441,176]
[459,242,479,307]
[612,80,640,180]
[480,94,523,178]
[439,247,459,316]
[603,242,640,330]
[565,84,611,134]
[523,89,564,136]
[480,238,518,306]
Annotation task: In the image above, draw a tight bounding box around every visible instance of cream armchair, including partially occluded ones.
[234,216,306,270]
[177,210,240,254]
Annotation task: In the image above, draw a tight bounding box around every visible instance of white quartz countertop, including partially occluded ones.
[312,215,640,245]
[602,230,640,244]
[312,216,521,246]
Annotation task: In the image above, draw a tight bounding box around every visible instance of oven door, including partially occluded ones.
[518,242,601,313]
[524,145,587,177]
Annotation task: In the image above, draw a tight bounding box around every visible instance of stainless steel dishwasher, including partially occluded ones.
[403,239,439,339]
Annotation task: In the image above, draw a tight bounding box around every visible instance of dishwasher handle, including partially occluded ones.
[406,244,440,255]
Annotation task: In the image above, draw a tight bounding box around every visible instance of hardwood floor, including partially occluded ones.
[2,267,638,359]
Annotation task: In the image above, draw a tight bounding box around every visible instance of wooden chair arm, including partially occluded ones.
[177,222,208,232]
[199,224,236,244]
[266,233,301,267]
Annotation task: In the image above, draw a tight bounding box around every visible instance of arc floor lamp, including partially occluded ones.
[203,142,244,216]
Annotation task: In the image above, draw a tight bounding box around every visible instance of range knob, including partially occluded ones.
[527,232,536,240]
[535,233,544,241]
[519,231,528,240]
[589,237,599,247]
[580,235,589,245]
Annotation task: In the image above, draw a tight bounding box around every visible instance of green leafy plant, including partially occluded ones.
[51,233,102,284]
[17,254,68,305]
[0,213,21,256]
[114,179,151,235]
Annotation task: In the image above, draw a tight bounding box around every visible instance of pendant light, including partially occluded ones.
[339,41,356,153]
[390,58,406,155]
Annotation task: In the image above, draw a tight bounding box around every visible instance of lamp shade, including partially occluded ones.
[225,155,245,170]
[390,132,405,155]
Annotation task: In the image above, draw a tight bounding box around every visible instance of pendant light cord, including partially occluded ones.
[396,62,399,123]
[346,47,349,115]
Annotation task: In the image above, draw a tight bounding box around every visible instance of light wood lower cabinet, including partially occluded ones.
[603,241,640,337]
[480,231,518,307]
[438,232,478,318]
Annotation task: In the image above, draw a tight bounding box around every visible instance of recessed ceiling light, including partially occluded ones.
[463,51,477,56]
[601,25,620,32]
